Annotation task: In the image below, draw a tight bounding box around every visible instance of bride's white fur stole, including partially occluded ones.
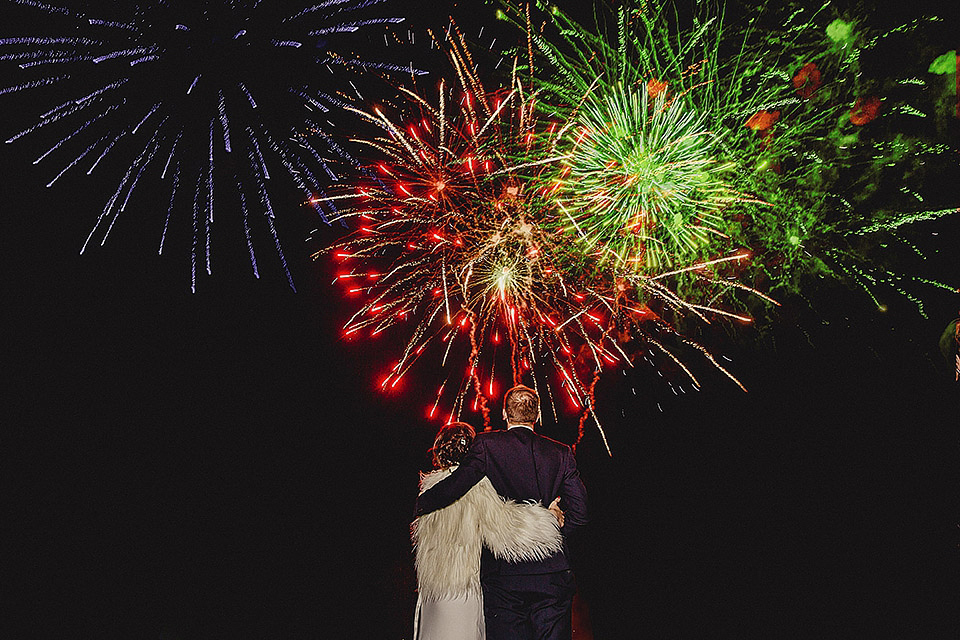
[411,468,563,600]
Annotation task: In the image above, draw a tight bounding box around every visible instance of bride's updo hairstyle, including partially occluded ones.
[430,422,475,469]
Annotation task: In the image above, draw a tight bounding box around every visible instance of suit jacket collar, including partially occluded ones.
[507,424,535,444]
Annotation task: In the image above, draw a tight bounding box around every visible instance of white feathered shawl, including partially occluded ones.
[411,468,563,601]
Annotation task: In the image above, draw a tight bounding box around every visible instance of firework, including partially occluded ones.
[1,0,415,291]
[317,28,611,441]
[550,84,740,272]
[498,0,958,318]
[316,24,782,450]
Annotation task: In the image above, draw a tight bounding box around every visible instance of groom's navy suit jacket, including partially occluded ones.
[414,426,588,576]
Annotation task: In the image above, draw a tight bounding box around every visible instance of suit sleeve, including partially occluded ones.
[414,437,487,517]
[558,447,588,533]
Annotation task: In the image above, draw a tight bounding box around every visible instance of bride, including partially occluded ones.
[411,422,564,640]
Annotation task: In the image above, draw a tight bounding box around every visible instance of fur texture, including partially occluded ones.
[411,469,563,601]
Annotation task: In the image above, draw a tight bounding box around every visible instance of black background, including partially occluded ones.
[3,1,957,637]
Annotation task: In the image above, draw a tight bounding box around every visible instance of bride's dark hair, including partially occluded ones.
[430,422,475,469]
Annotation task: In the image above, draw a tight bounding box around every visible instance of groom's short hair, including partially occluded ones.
[504,385,539,425]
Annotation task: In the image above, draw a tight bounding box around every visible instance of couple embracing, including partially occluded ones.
[412,385,589,640]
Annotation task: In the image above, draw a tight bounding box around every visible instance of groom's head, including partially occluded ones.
[503,385,540,427]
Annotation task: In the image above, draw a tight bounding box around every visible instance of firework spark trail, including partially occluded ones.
[237,178,260,280]
[17,54,94,68]
[849,207,960,235]
[1,0,417,290]
[86,125,130,175]
[191,170,201,293]
[159,161,179,255]
[8,1,69,17]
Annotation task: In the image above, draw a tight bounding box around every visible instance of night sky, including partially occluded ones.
[3,1,957,638]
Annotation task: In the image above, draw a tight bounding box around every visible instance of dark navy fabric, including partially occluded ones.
[482,570,576,640]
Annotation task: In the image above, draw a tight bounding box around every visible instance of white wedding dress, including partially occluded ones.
[415,592,486,640]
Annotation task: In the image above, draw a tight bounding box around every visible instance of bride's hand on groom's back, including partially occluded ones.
[548,497,564,528]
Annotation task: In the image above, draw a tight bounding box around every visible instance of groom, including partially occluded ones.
[414,385,588,640]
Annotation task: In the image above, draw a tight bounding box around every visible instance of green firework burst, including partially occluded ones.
[498,0,958,319]
[553,84,739,272]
